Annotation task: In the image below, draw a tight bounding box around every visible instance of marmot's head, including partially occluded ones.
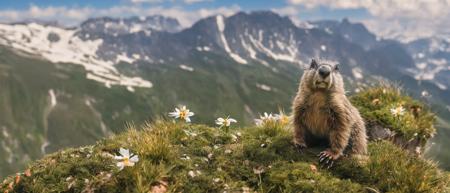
[301,59,344,92]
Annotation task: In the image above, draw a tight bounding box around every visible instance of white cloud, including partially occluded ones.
[0,4,240,28]
[287,0,450,41]
[130,0,165,3]
[183,0,213,4]
[128,0,213,4]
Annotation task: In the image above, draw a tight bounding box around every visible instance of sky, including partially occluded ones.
[0,0,449,41]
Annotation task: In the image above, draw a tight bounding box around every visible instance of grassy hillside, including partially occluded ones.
[1,121,448,193]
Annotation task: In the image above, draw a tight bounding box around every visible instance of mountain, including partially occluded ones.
[405,37,450,90]
[0,11,449,177]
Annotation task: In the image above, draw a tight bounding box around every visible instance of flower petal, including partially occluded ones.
[119,148,130,158]
[117,162,125,170]
[114,155,124,160]
[130,155,139,163]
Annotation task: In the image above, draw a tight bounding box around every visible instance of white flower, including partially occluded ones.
[180,154,191,160]
[188,170,196,178]
[215,116,237,127]
[114,148,139,170]
[224,149,232,154]
[390,105,405,117]
[254,112,276,126]
[169,106,194,122]
[188,170,201,178]
[184,130,198,137]
[253,166,265,175]
[213,178,220,183]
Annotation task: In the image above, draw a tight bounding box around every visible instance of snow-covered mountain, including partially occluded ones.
[405,37,450,90]
[0,12,446,91]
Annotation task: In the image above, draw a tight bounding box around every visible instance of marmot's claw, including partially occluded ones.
[326,161,334,169]
[318,150,338,169]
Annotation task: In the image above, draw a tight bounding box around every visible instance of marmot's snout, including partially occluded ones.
[318,66,331,78]
[313,65,333,89]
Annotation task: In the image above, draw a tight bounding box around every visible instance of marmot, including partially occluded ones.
[292,59,367,167]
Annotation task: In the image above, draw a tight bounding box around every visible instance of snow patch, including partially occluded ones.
[411,58,448,81]
[352,68,363,80]
[216,15,247,64]
[41,140,50,155]
[256,83,272,91]
[196,46,211,52]
[416,53,425,59]
[0,23,152,89]
[48,89,57,108]
[435,82,447,90]
[247,32,298,63]
[116,52,135,63]
[129,24,143,33]
[127,86,135,92]
[1,127,9,138]
[179,64,194,72]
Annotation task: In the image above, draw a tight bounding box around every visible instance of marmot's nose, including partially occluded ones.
[318,67,331,78]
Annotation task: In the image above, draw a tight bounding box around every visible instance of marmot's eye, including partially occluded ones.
[334,64,340,71]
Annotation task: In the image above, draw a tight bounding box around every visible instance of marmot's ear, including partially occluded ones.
[310,59,318,69]
[335,64,340,71]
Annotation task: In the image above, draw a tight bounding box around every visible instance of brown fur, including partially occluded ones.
[292,59,367,158]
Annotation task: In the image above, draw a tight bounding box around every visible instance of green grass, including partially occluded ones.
[351,85,436,142]
[1,121,448,193]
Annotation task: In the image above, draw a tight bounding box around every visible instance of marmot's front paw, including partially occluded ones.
[318,150,340,169]
[293,140,307,153]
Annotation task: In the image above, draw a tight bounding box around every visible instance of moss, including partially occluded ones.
[1,120,448,193]
[351,85,436,141]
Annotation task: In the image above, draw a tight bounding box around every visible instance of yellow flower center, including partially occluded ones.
[180,111,187,119]
[123,157,130,166]
[279,116,289,125]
